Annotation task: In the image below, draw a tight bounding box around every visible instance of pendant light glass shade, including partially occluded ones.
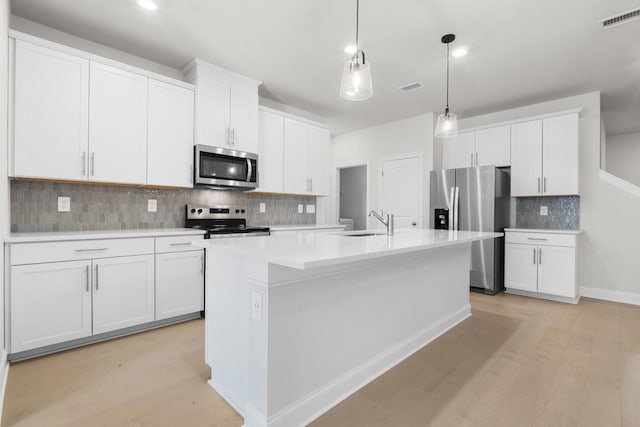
[434,110,458,138]
[340,51,373,101]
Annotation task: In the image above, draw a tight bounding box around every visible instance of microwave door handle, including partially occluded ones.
[246,158,252,182]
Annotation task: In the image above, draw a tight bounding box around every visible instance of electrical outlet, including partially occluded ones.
[298,204,304,214]
[540,206,548,216]
[306,204,316,214]
[148,199,157,213]
[259,202,266,213]
[251,292,262,322]
[57,197,71,212]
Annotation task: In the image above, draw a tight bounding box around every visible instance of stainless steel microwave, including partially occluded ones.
[194,145,258,190]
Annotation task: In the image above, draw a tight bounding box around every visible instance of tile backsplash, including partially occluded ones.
[11,181,316,232]
[515,196,580,230]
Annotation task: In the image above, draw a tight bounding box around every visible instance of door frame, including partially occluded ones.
[334,160,371,229]
[379,152,424,228]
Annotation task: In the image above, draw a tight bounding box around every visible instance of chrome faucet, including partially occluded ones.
[369,210,394,236]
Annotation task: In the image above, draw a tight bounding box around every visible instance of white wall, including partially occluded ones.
[605,132,640,187]
[447,92,640,297]
[330,113,434,228]
[1,0,9,357]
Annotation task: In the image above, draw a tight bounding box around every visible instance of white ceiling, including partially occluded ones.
[10,0,640,135]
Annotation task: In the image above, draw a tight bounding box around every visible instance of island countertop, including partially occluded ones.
[194,228,502,270]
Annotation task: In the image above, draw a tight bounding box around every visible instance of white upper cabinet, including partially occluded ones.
[511,113,579,197]
[255,109,285,193]
[89,62,148,185]
[542,114,579,196]
[184,59,260,154]
[511,120,543,197]
[474,125,511,167]
[147,79,195,188]
[284,118,310,195]
[442,132,475,169]
[12,40,89,180]
[308,125,330,196]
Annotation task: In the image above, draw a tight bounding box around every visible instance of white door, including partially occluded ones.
[255,110,284,193]
[475,125,511,167]
[308,126,330,196]
[510,120,543,197]
[442,132,474,169]
[283,118,310,194]
[537,245,576,298]
[89,62,148,184]
[380,156,421,229]
[195,77,230,148]
[156,250,204,320]
[11,260,92,353]
[92,255,155,335]
[542,114,579,196]
[229,85,259,153]
[504,243,538,292]
[13,40,89,180]
[147,79,195,188]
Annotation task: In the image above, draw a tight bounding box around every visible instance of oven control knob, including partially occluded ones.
[190,209,196,214]
[197,209,203,214]
[241,209,246,214]
[235,209,240,214]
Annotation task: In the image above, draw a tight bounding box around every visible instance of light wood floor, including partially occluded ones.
[3,293,640,426]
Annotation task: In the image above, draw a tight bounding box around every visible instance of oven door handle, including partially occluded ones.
[246,158,253,182]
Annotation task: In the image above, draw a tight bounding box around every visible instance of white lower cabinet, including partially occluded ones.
[92,255,155,335]
[504,230,579,302]
[156,250,204,320]
[10,260,92,353]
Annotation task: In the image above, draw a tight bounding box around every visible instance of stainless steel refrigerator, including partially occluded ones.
[429,166,511,294]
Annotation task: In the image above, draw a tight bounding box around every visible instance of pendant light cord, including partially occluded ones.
[356,0,359,50]
[445,42,450,113]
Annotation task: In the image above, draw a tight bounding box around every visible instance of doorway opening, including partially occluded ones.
[337,164,368,231]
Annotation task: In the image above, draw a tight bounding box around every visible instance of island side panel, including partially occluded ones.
[263,244,472,426]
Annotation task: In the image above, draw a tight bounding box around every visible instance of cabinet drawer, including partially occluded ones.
[156,235,205,253]
[10,238,155,265]
[505,232,576,247]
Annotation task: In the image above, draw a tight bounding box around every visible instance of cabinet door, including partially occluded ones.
[510,120,543,196]
[504,243,538,292]
[229,84,259,153]
[147,79,195,187]
[542,114,579,195]
[156,250,204,320]
[10,260,92,353]
[308,126,330,196]
[89,62,148,184]
[537,245,576,298]
[255,109,284,193]
[283,118,310,194]
[475,125,511,167]
[92,255,155,335]
[442,132,475,169]
[195,77,230,148]
[13,40,89,180]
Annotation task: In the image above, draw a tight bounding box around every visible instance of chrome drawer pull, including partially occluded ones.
[527,238,547,241]
[170,242,192,247]
[75,248,109,252]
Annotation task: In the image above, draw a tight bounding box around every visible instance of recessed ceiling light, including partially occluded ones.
[452,47,468,58]
[136,0,158,11]
[344,44,358,55]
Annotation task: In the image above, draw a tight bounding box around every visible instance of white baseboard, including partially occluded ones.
[0,350,9,422]
[581,286,640,306]
[263,305,471,427]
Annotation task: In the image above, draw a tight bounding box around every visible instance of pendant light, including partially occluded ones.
[339,0,373,101]
[434,34,458,138]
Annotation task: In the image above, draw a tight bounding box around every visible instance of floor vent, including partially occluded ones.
[600,8,640,29]
[399,82,423,92]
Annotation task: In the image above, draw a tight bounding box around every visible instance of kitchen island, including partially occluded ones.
[194,229,501,427]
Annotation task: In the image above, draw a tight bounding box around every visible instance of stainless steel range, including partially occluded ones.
[185,205,270,238]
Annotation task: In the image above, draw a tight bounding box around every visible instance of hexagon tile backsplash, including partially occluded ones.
[10,181,316,232]
[515,196,580,230]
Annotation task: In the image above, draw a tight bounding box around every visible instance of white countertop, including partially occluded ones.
[194,228,502,270]
[505,228,582,235]
[5,228,206,243]
[267,224,346,232]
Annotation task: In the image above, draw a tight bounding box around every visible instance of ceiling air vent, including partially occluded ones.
[399,82,423,92]
[600,8,640,29]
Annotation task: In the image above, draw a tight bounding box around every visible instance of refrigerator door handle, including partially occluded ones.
[453,186,460,230]
[448,187,455,230]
